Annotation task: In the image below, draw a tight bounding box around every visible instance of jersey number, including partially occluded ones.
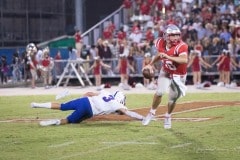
[164,60,177,70]
[102,95,114,102]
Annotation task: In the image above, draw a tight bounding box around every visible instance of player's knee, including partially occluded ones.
[156,90,165,96]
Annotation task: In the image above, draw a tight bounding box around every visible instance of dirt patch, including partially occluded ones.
[1,101,240,123]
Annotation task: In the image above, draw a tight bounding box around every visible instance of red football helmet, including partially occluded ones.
[163,24,181,46]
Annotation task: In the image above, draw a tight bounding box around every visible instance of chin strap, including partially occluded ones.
[125,110,144,120]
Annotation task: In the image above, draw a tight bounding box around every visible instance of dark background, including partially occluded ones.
[85,0,122,29]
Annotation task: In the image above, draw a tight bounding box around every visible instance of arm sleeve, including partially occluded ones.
[124,110,144,120]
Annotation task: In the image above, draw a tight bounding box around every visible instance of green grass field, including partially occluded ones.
[0,92,240,160]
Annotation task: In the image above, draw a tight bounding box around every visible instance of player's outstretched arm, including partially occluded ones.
[118,108,144,120]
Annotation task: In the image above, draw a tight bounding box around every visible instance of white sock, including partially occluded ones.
[150,109,156,115]
[33,102,51,109]
[165,113,171,117]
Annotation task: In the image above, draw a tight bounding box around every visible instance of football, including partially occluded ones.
[142,68,154,79]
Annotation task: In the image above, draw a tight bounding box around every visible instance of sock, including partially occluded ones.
[150,108,156,115]
[34,102,51,109]
[165,113,171,117]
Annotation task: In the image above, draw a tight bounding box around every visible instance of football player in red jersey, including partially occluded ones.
[142,24,189,129]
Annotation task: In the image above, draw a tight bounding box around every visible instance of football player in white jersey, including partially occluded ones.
[31,90,144,126]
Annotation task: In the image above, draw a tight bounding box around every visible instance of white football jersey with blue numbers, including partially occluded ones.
[88,90,127,115]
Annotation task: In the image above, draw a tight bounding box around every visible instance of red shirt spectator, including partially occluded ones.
[103,28,112,40]
[117,30,127,41]
[74,30,82,43]
[123,0,132,9]
[145,28,154,42]
[140,2,150,15]
[156,0,163,11]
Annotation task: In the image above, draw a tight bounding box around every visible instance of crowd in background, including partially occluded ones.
[1,0,240,89]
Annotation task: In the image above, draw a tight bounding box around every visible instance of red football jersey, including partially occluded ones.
[155,38,188,75]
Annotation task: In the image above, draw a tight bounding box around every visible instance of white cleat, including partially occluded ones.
[164,113,172,129]
[142,112,154,126]
[39,119,60,126]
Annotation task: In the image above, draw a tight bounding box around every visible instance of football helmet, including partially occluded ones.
[113,91,126,105]
[163,24,181,46]
[26,43,37,55]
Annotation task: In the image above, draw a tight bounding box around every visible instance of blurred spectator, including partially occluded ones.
[22,51,31,82]
[0,55,8,84]
[145,27,154,43]
[100,40,112,59]
[212,50,226,86]
[123,0,133,23]
[54,50,62,76]
[140,0,150,15]
[68,46,77,60]
[88,56,111,90]
[209,37,221,56]
[74,29,83,58]
[29,52,38,89]
[108,39,119,69]
[117,26,127,41]
[89,45,98,60]
[214,50,240,87]
[116,53,134,90]
[81,45,90,72]
[129,26,143,43]
[11,52,22,83]
[187,50,212,88]
[40,47,54,89]
[219,27,232,43]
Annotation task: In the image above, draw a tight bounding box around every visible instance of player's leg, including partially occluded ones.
[142,70,171,125]
[31,102,60,109]
[62,97,93,123]
[164,74,187,129]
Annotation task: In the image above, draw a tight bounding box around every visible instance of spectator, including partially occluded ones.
[219,27,232,43]
[187,50,212,88]
[11,52,22,83]
[74,29,83,58]
[54,50,62,76]
[68,46,77,60]
[0,55,8,84]
[212,50,227,86]
[217,50,240,88]
[129,27,143,44]
[40,47,54,89]
[122,0,133,24]
[80,45,90,72]
[88,56,111,90]
[26,43,38,88]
